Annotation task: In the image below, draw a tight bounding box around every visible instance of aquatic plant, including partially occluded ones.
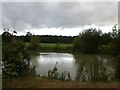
[48,62,71,81]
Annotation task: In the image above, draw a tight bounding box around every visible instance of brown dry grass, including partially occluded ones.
[3,76,119,88]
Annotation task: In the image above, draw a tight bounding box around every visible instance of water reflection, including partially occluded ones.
[31,52,77,79]
[31,52,116,81]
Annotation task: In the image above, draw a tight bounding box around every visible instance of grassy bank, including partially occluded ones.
[40,43,73,52]
[3,76,119,88]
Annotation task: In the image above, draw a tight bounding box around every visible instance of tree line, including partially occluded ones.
[18,35,75,44]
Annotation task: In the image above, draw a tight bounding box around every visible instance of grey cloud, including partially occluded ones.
[2,2,117,32]
[2,0,119,2]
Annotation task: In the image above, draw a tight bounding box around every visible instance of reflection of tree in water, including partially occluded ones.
[74,55,116,82]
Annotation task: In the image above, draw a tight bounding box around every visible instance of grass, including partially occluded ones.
[25,42,73,47]
[40,43,73,48]
[26,42,73,52]
[40,43,73,52]
[3,76,119,88]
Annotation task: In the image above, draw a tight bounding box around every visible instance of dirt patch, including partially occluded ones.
[3,76,119,88]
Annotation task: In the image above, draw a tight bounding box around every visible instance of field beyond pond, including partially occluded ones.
[40,43,73,48]
[27,43,73,52]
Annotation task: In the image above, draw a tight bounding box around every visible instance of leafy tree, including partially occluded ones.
[2,30,12,45]
[73,28,102,53]
[110,25,120,80]
[28,35,40,51]
[2,30,31,78]
[98,32,112,53]
[26,32,32,36]
[101,33,112,45]
[25,32,32,42]
[111,25,120,57]
[3,42,30,77]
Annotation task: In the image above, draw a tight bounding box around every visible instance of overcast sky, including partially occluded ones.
[1,2,118,36]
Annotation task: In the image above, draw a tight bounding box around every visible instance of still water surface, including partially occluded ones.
[31,52,116,80]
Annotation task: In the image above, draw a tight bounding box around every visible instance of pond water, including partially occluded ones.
[31,52,116,81]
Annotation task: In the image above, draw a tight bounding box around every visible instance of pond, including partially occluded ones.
[31,52,117,81]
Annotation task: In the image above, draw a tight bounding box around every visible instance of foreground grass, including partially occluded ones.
[3,76,119,88]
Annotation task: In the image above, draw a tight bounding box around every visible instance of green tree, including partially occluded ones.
[73,28,102,53]
[99,32,112,53]
[2,29,12,45]
[28,35,40,51]
[2,30,31,77]
[110,25,120,57]
[25,32,32,42]
[110,25,120,80]
[26,32,32,37]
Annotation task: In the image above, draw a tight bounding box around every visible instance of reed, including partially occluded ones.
[48,62,71,81]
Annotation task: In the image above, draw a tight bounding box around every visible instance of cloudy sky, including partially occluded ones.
[1,1,118,36]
